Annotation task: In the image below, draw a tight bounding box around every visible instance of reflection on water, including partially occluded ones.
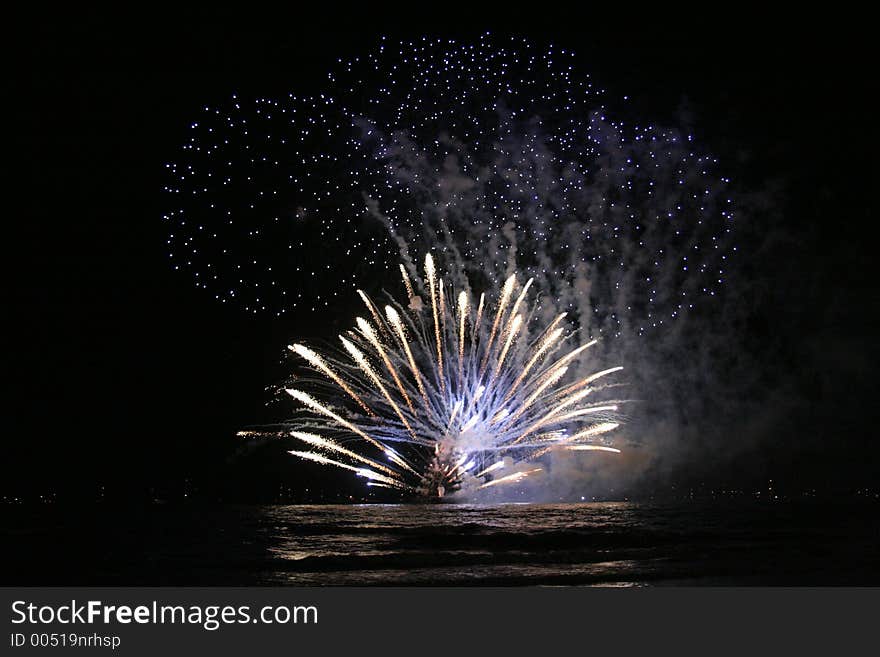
[255,501,879,585]
[3,501,878,585]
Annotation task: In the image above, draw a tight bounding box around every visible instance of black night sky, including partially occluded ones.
[6,10,877,505]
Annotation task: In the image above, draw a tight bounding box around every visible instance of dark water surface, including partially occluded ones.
[3,501,878,585]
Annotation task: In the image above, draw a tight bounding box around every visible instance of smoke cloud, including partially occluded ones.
[352,106,776,499]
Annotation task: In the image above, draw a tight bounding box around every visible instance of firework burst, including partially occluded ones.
[164,35,734,333]
[281,253,624,499]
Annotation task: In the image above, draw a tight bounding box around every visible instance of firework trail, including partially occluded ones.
[280,252,623,499]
